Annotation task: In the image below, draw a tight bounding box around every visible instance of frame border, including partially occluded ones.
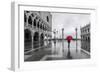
[11,2,97,71]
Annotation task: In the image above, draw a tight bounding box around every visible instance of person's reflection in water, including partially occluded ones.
[67,40,72,59]
[62,39,64,56]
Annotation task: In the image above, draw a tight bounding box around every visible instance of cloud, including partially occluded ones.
[51,12,90,38]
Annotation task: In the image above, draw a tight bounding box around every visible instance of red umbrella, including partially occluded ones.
[66,36,73,42]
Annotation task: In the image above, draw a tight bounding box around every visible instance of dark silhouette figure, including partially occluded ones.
[67,41,72,59]
[66,36,73,59]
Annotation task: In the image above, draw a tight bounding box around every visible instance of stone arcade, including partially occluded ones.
[24,11,52,54]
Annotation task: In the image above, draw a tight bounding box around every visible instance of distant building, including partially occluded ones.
[80,24,90,52]
[24,11,52,52]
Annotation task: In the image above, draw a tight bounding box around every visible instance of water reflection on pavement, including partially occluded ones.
[48,40,90,60]
[25,40,90,61]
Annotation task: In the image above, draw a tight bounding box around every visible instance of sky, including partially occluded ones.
[51,12,90,39]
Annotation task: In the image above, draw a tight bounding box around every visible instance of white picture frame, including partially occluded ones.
[11,2,97,71]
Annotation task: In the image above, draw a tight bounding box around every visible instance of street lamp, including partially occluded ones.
[62,28,64,39]
[52,29,58,54]
[62,28,64,54]
[52,29,59,45]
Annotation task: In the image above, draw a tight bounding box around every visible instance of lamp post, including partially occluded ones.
[62,28,64,40]
[53,29,58,54]
[62,28,64,53]
[53,29,57,41]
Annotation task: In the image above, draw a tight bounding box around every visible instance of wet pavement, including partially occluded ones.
[24,40,90,61]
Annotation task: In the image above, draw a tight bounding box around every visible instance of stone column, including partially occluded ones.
[62,28,64,56]
[75,28,78,52]
[31,33,33,50]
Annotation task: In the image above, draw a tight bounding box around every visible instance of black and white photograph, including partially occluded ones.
[24,10,90,61]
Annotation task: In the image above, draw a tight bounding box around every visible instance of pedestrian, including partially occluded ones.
[66,36,73,59]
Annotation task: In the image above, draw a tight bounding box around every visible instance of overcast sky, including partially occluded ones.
[51,12,90,39]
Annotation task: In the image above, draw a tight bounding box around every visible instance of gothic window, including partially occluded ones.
[31,13,34,17]
[28,16,32,25]
[47,16,49,22]
[37,21,39,28]
[34,19,36,27]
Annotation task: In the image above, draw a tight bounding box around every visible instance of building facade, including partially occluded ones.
[24,11,52,53]
[81,24,90,52]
